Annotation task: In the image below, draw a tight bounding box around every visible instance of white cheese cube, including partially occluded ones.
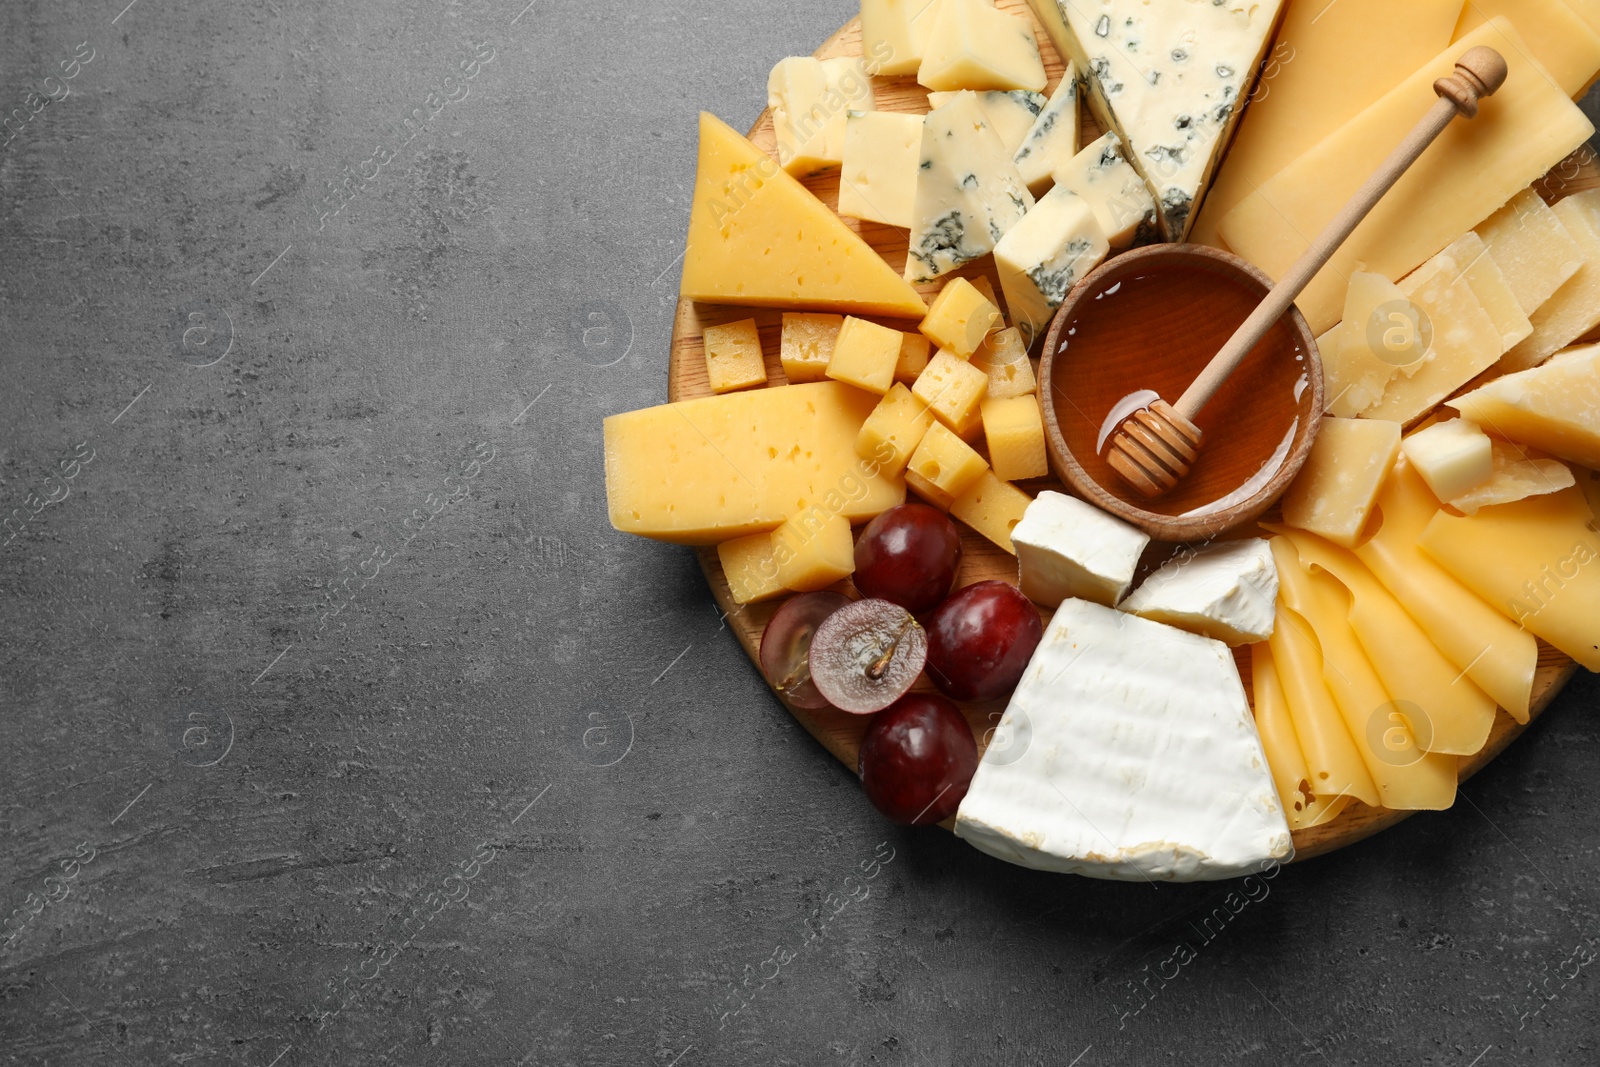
[1118,538,1278,647]
[1012,70,1080,197]
[955,599,1294,882]
[1011,490,1148,607]
[994,185,1110,344]
[1400,419,1493,502]
[838,111,924,229]
[768,56,874,176]
[1053,131,1158,249]
[917,0,1047,92]
[926,89,1047,154]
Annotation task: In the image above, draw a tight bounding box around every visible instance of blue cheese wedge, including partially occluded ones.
[993,186,1110,344]
[1012,70,1079,196]
[1118,538,1278,646]
[1054,131,1158,249]
[955,598,1295,882]
[768,56,875,176]
[1035,0,1285,240]
[905,90,1035,284]
[926,89,1047,155]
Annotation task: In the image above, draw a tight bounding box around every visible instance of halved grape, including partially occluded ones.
[808,599,928,715]
[858,693,977,825]
[759,591,852,710]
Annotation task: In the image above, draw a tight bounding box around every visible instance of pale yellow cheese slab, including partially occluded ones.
[1501,190,1600,371]
[1451,342,1600,468]
[1437,231,1533,352]
[1251,643,1350,832]
[1475,188,1586,317]
[1454,0,1600,97]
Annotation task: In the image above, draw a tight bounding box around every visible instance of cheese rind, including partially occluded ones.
[1281,417,1401,548]
[1449,343,1600,469]
[1053,131,1158,249]
[1118,538,1277,647]
[1013,71,1079,197]
[993,185,1110,344]
[838,110,924,229]
[917,0,1047,92]
[1475,188,1585,316]
[1401,419,1493,502]
[926,90,1047,155]
[1011,490,1149,607]
[955,599,1293,882]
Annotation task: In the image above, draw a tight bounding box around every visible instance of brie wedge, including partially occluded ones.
[1011,490,1148,607]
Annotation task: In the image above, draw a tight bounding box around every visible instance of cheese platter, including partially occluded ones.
[609,0,1600,878]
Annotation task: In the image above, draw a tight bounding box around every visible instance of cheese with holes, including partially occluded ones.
[857,382,935,474]
[1053,131,1158,249]
[1253,643,1352,831]
[1445,440,1574,515]
[1118,538,1276,647]
[1476,188,1586,316]
[769,57,874,176]
[1401,418,1493,502]
[970,327,1037,399]
[838,110,923,229]
[913,348,989,437]
[1454,0,1600,97]
[680,113,929,318]
[949,469,1032,553]
[1218,19,1594,334]
[1451,343,1600,468]
[703,318,767,394]
[906,421,987,509]
[860,0,940,77]
[1282,417,1402,548]
[1011,490,1148,607]
[955,598,1293,882]
[894,331,932,384]
[1013,71,1079,196]
[918,0,1046,92]
[920,277,1002,358]
[994,185,1110,344]
[780,312,842,383]
[1502,190,1600,371]
[926,90,1047,154]
[604,382,905,545]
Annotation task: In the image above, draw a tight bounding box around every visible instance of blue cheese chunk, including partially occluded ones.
[926,89,1047,155]
[1054,131,1158,250]
[993,186,1110,344]
[1012,70,1079,197]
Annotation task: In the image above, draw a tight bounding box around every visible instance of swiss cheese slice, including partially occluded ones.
[1251,643,1350,832]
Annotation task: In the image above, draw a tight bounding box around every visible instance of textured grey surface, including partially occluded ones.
[2,1,1600,1064]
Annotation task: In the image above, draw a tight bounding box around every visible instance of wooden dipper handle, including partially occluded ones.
[1172,46,1509,422]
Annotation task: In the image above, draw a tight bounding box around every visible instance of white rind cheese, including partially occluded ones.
[1013,70,1080,196]
[1011,490,1148,607]
[955,599,1294,882]
[993,186,1110,344]
[1054,131,1158,249]
[927,90,1047,155]
[1118,538,1278,647]
[905,91,1036,284]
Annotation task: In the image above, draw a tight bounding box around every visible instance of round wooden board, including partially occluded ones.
[667,2,1591,862]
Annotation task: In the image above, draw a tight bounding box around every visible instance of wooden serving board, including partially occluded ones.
[667,2,1591,861]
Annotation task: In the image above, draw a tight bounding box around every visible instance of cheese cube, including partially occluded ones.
[1119,539,1278,647]
[1439,231,1532,352]
[1013,71,1079,197]
[965,275,1005,323]
[838,111,923,229]
[859,0,940,77]
[981,396,1047,482]
[1449,343,1600,469]
[1476,188,1586,317]
[917,0,1046,92]
[1454,0,1600,97]
[894,331,932,384]
[905,91,1035,283]
[1401,419,1493,502]
[856,383,935,474]
[949,469,1033,554]
[1326,272,1411,418]
[1010,490,1149,606]
[1502,190,1600,371]
[768,56,874,176]
[905,422,987,509]
[926,90,1047,154]
[772,509,856,592]
[1281,417,1402,548]
[1054,132,1159,250]
[970,327,1037,399]
[1446,440,1575,516]
[994,185,1111,344]
[702,319,767,394]
[780,312,843,383]
[912,350,989,437]
[920,278,1002,358]
[827,316,904,394]
[717,531,785,605]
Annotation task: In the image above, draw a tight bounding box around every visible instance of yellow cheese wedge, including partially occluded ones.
[1450,342,1600,468]
[1420,485,1600,670]
[1501,190,1600,371]
[948,469,1031,554]
[1281,417,1401,548]
[1354,460,1538,719]
[1252,644,1350,831]
[917,0,1046,92]
[1454,0,1600,97]
[717,531,786,605]
[1217,18,1594,335]
[604,382,905,545]
[679,113,928,319]
[1475,188,1586,316]
[1190,0,1460,247]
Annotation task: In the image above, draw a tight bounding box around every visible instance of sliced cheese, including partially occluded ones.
[1401,418,1494,502]
[1325,272,1414,418]
[1438,231,1534,352]
[993,185,1110,345]
[1454,0,1600,97]
[1502,190,1600,371]
[1252,643,1350,832]
[838,110,924,229]
[1450,342,1600,468]
[1053,131,1158,249]
[1447,440,1575,515]
[926,89,1046,154]
[1013,72,1079,197]
[1281,417,1401,548]
[1475,188,1585,317]
[918,0,1047,92]
[1119,538,1278,647]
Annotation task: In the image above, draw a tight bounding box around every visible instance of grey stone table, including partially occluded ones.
[3,1,1599,1064]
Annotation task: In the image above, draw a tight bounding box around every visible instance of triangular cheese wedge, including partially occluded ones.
[1032,0,1285,240]
[679,113,928,319]
[1450,342,1600,469]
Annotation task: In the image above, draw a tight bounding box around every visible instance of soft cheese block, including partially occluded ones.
[926,90,1047,155]
[1011,490,1149,607]
[1012,72,1079,197]
[917,0,1047,92]
[769,56,874,176]
[1119,538,1278,647]
[859,0,940,77]
[1052,131,1158,249]
[1450,343,1600,469]
[838,110,924,229]
[680,113,928,318]
[994,185,1110,345]
[604,382,905,545]
[955,599,1294,882]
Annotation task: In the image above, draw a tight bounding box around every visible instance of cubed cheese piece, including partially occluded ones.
[772,510,856,592]
[1445,440,1575,516]
[994,185,1110,344]
[905,421,987,508]
[838,110,923,229]
[827,316,904,394]
[1325,272,1412,418]
[912,349,989,437]
[1217,19,1595,333]
[981,396,1047,481]
[1119,539,1278,647]
[1011,490,1149,606]
[1040,0,1286,240]
[680,114,929,319]
[1400,419,1493,502]
[717,531,785,605]
[917,0,1046,92]
[604,383,906,545]
[1502,190,1600,371]
[1281,417,1402,548]
[859,0,940,77]
[920,277,1002,357]
[856,382,935,474]
[905,91,1035,283]
[1053,131,1158,249]
[1475,188,1585,316]
[955,598,1293,881]
[1438,231,1533,352]
[703,318,767,394]
[1013,70,1079,197]
[780,312,843,383]
[1454,0,1600,97]
[970,326,1037,399]
[1450,343,1600,468]
[949,469,1033,553]
[926,89,1047,155]
[894,331,933,384]
[768,56,874,176]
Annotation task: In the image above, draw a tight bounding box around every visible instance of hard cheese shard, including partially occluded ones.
[1030,0,1286,240]
[955,599,1293,882]
[1450,343,1600,468]
[1118,538,1278,647]
[679,113,928,318]
[1475,188,1585,317]
[1445,440,1574,516]
[1502,190,1600,371]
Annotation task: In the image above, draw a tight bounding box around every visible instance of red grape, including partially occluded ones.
[808,599,928,714]
[924,580,1042,702]
[759,591,852,710]
[858,693,977,825]
[854,504,963,613]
